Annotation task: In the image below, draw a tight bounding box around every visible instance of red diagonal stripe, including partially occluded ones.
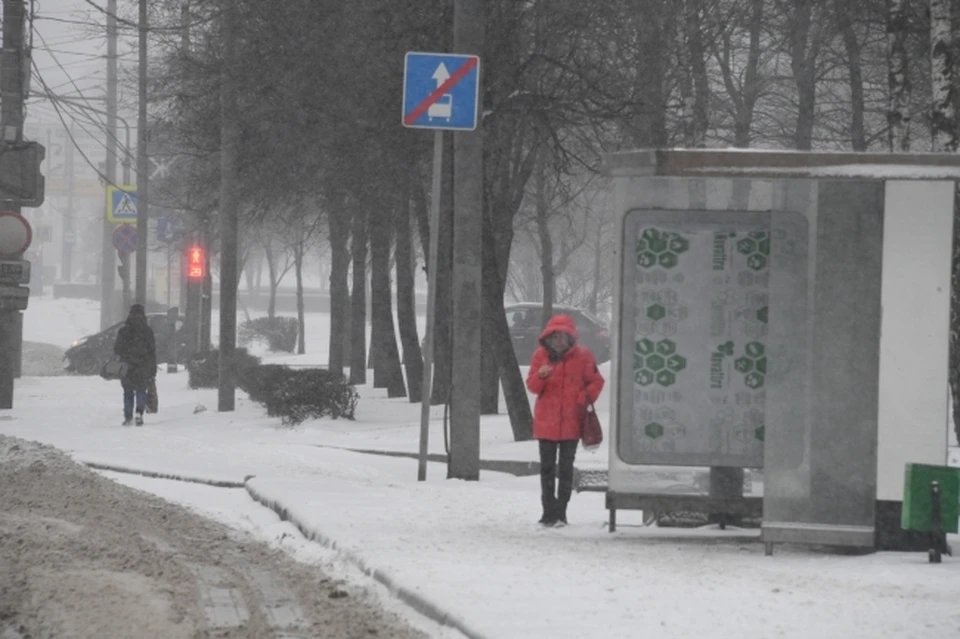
[404,56,478,126]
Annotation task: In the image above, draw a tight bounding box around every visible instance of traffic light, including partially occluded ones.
[187,245,205,279]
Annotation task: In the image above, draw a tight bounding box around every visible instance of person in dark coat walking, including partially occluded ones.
[113,304,157,426]
[526,314,605,527]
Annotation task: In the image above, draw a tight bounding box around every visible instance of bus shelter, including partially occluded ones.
[603,149,960,552]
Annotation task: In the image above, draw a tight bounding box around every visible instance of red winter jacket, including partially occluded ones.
[526,314,605,442]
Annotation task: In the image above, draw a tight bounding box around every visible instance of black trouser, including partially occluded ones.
[539,439,578,513]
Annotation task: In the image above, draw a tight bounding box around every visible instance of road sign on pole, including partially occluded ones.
[112,224,137,254]
[0,212,32,258]
[106,185,138,223]
[402,52,480,131]
[0,286,29,311]
[0,260,30,285]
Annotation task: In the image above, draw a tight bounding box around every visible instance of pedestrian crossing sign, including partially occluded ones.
[107,185,138,224]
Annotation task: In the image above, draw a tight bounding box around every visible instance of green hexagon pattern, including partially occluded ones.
[745,372,765,389]
[647,304,666,321]
[645,422,665,439]
[755,357,767,374]
[635,369,654,386]
[666,354,686,371]
[658,252,679,268]
[637,229,689,269]
[646,354,665,372]
[736,238,757,255]
[638,251,657,268]
[656,370,676,386]
[635,339,655,356]
[754,426,765,441]
[668,236,689,253]
[747,254,767,271]
[734,357,753,374]
[745,342,765,358]
[756,306,768,324]
[656,339,676,356]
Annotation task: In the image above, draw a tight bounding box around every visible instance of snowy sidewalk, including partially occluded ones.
[3,373,960,638]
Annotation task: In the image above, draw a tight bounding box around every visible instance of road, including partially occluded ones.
[0,435,429,639]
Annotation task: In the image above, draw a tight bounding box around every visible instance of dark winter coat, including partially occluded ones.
[114,314,157,389]
[525,314,605,442]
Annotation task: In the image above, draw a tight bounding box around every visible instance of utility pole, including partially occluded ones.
[62,122,75,282]
[100,0,118,329]
[0,0,26,410]
[135,0,149,305]
[218,0,240,411]
[448,0,483,481]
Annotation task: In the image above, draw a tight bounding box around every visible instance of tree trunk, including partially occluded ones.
[685,0,709,147]
[714,0,763,207]
[536,147,554,325]
[294,248,305,355]
[431,133,455,405]
[788,0,823,151]
[887,0,912,151]
[483,213,533,441]
[836,0,867,150]
[349,207,368,385]
[628,0,672,147]
[264,242,278,319]
[395,195,423,403]
[370,206,406,398]
[411,169,432,269]
[243,250,256,293]
[327,211,350,376]
[589,221,602,315]
[932,0,957,152]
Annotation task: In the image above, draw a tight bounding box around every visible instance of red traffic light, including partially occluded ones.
[187,245,205,279]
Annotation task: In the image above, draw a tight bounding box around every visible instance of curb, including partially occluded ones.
[84,461,250,488]
[244,481,491,639]
[311,444,542,477]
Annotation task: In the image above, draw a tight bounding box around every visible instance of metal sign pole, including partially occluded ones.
[418,130,444,481]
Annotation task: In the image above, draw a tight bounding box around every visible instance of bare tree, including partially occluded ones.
[326,201,350,376]
[888,0,913,150]
[932,0,957,150]
[349,206,367,385]
[836,0,869,150]
[259,230,294,319]
[276,200,325,354]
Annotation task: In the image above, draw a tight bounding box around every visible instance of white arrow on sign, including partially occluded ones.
[432,63,450,88]
[150,156,176,180]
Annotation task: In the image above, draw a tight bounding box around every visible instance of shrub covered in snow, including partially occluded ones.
[186,348,261,389]
[238,316,299,353]
[238,364,358,424]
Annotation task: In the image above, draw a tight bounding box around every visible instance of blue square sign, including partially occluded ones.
[403,52,480,131]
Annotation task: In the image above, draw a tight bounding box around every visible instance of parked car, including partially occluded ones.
[62,313,185,375]
[505,303,611,364]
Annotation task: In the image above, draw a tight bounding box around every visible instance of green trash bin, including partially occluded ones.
[901,463,960,533]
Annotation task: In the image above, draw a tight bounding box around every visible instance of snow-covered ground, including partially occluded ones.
[5,294,960,639]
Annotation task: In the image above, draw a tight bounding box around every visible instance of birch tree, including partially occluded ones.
[931,0,957,150]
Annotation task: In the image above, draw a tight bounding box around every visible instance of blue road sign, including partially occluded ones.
[112,224,137,254]
[157,216,180,243]
[107,185,138,224]
[403,52,480,131]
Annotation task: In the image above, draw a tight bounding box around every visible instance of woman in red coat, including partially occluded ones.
[526,314,605,526]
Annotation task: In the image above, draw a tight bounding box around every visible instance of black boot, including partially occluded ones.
[554,502,568,527]
[538,440,559,525]
[539,501,557,526]
[554,440,577,527]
